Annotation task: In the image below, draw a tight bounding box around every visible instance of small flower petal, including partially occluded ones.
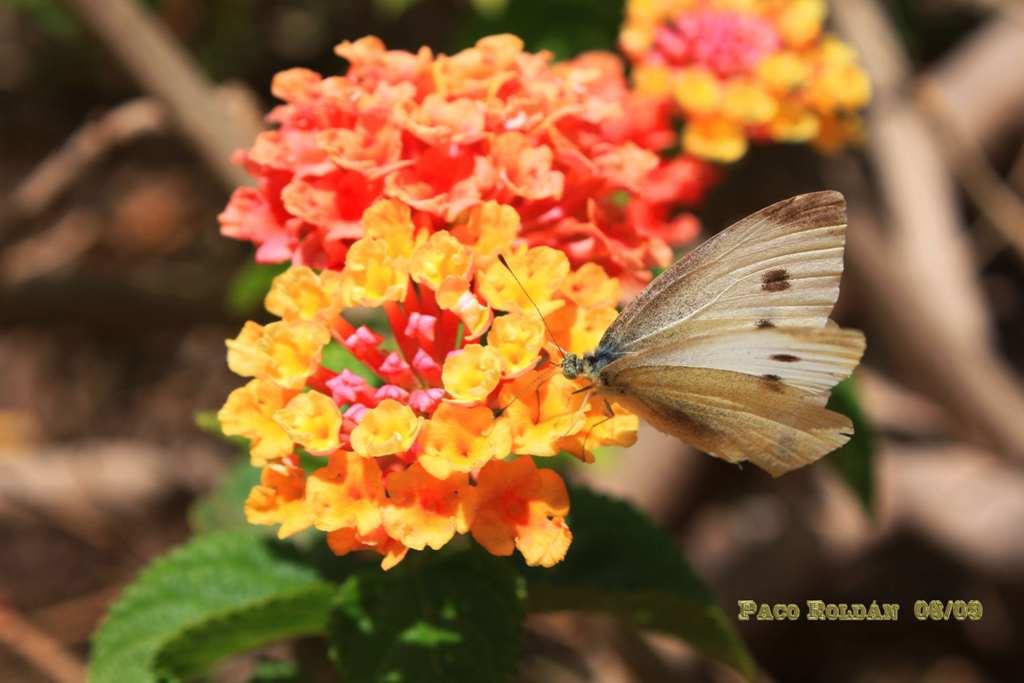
[442,344,502,404]
[349,398,422,457]
[273,390,342,455]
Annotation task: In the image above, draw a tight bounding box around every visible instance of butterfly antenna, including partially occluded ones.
[498,254,567,362]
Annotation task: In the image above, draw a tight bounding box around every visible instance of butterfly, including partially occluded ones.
[560,191,865,477]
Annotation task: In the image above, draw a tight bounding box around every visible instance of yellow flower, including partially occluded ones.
[758,51,811,93]
[272,390,342,455]
[769,101,820,142]
[217,379,296,466]
[560,262,621,310]
[498,371,589,457]
[683,117,748,163]
[226,320,330,390]
[721,81,778,125]
[564,305,618,356]
[361,198,417,260]
[340,236,409,307]
[778,0,825,48]
[477,245,569,316]
[632,64,677,98]
[306,450,385,535]
[674,67,722,115]
[410,230,473,292]
[449,201,519,266]
[488,311,545,377]
[442,344,503,404]
[265,266,346,325]
[416,403,512,479]
[349,399,422,457]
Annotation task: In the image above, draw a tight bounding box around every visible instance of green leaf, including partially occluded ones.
[321,340,381,387]
[226,263,288,316]
[328,549,525,682]
[523,488,757,680]
[826,377,877,516]
[154,586,333,680]
[189,460,262,534]
[249,659,303,683]
[90,532,336,683]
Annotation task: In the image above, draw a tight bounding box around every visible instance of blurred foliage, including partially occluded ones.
[525,487,757,679]
[456,0,623,59]
[883,0,985,68]
[321,340,382,386]
[826,378,876,516]
[189,458,262,534]
[249,660,303,683]
[225,262,289,317]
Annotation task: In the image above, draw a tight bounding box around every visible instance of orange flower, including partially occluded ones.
[327,527,407,571]
[381,464,476,551]
[220,34,709,286]
[217,379,296,466]
[471,457,572,567]
[244,459,312,539]
[417,403,512,479]
[306,451,386,535]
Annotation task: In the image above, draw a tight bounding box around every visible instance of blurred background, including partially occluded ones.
[2,1,1024,681]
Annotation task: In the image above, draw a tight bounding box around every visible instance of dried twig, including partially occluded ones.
[59,0,261,190]
[916,83,1024,262]
[0,99,164,231]
[0,603,86,683]
[831,0,1024,460]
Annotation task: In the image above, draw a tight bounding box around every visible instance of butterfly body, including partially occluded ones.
[561,191,865,477]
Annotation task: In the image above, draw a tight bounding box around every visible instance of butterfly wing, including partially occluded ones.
[617,326,866,399]
[598,363,854,476]
[600,191,847,355]
[590,191,863,474]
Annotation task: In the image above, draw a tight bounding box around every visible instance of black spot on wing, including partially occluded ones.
[761,374,784,392]
[761,268,791,292]
[771,353,800,362]
[756,319,775,329]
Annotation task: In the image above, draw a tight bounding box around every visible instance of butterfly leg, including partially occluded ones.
[579,399,617,457]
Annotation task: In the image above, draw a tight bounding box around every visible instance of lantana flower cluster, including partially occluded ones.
[218,199,638,569]
[621,0,872,162]
[219,34,717,290]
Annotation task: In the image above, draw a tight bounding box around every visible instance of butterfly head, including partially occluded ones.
[565,350,598,382]
[561,352,585,380]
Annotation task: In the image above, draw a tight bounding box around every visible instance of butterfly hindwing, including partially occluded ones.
[598,363,854,477]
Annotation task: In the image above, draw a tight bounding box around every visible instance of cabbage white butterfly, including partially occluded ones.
[561,191,865,476]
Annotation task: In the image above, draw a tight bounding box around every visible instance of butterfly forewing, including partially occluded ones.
[600,191,847,355]
[607,326,865,398]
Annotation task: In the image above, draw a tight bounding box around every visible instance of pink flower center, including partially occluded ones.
[653,9,780,78]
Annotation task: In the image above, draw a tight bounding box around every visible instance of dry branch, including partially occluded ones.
[59,0,261,190]
[0,604,86,683]
[832,0,1024,460]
